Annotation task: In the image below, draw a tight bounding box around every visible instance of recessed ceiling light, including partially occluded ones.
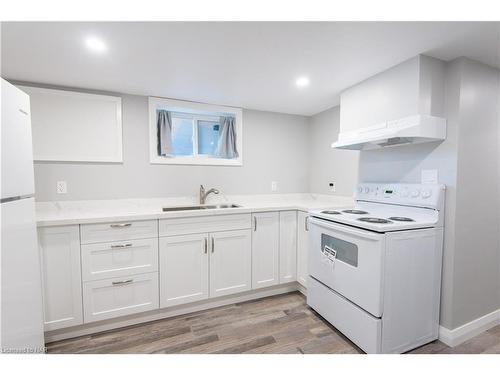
[85,36,107,53]
[295,76,310,88]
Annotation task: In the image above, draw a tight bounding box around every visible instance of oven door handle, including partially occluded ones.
[308,217,384,241]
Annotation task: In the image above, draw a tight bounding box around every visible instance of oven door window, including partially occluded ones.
[321,233,358,267]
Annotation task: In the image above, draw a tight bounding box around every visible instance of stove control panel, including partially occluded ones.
[355,183,445,210]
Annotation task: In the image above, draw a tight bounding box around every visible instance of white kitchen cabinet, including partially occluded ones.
[297,211,309,287]
[159,233,209,308]
[80,219,158,244]
[279,211,297,284]
[210,229,252,298]
[83,272,159,323]
[251,212,280,289]
[38,225,83,331]
[81,238,158,282]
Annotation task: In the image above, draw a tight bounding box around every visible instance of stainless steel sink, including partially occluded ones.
[204,204,241,209]
[162,204,241,212]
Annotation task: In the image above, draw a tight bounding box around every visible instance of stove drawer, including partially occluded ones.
[307,276,381,354]
[308,218,385,317]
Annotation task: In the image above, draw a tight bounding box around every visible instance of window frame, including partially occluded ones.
[148,97,243,166]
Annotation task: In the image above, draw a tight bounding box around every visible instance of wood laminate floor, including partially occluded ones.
[47,292,500,354]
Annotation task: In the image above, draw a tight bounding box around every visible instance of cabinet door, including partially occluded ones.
[279,211,297,284]
[38,225,83,331]
[251,212,280,289]
[159,233,209,308]
[297,211,309,287]
[210,229,251,298]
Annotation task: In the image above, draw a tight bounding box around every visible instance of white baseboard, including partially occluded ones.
[439,308,500,347]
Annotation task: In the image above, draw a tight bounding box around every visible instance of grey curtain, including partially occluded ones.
[216,116,239,159]
[157,110,174,156]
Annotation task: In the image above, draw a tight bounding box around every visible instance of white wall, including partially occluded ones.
[33,93,311,201]
[451,58,500,328]
[308,106,359,196]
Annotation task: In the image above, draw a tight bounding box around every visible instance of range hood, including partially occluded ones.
[331,115,446,150]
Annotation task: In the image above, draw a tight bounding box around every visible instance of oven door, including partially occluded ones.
[308,217,386,317]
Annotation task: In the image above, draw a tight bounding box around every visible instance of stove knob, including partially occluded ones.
[422,190,432,199]
[364,187,370,194]
[358,187,363,193]
[411,190,420,198]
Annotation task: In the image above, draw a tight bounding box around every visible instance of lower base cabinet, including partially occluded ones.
[38,225,83,331]
[297,211,309,287]
[40,211,306,333]
[251,212,280,289]
[159,229,252,307]
[159,233,209,308]
[210,229,252,298]
[279,211,297,284]
[83,272,159,323]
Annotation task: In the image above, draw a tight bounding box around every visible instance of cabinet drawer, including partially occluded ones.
[81,220,158,244]
[83,272,159,323]
[81,238,159,281]
[159,214,251,237]
[307,276,381,354]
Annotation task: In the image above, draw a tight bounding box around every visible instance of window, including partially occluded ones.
[168,113,221,157]
[149,97,242,166]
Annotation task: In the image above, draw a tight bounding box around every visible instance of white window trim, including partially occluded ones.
[148,97,243,166]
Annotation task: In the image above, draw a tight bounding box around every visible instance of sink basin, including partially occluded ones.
[162,204,241,212]
[204,204,241,209]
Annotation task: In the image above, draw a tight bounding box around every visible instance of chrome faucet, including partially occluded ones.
[199,185,220,205]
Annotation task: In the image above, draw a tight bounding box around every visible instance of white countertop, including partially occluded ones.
[35,193,354,227]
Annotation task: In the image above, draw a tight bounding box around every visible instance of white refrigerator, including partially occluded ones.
[1,78,45,352]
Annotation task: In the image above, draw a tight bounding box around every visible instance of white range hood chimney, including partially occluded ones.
[332,115,446,150]
[333,55,447,151]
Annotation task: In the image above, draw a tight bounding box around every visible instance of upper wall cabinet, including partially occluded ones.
[18,86,123,163]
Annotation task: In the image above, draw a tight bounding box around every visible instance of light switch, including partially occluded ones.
[56,181,67,194]
[271,181,278,192]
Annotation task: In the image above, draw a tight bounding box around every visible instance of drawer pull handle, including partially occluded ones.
[111,243,133,249]
[253,216,257,231]
[305,216,309,231]
[110,223,132,228]
[211,237,215,253]
[112,279,134,286]
[204,237,208,254]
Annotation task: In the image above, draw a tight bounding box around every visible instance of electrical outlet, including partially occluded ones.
[329,182,336,192]
[56,181,67,194]
[271,181,278,192]
[421,169,438,184]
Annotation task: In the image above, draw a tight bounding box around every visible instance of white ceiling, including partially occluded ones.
[1,22,499,116]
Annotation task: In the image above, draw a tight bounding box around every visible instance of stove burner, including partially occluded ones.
[342,209,369,215]
[357,217,392,224]
[321,210,341,215]
[388,216,415,222]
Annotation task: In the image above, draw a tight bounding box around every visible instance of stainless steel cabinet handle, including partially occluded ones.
[111,243,133,249]
[112,279,133,286]
[253,216,257,231]
[110,223,132,228]
[204,237,208,254]
[211,237,215,253]
[305,216,309,231]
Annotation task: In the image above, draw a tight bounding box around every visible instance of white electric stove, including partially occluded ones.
[307,183,445,354]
